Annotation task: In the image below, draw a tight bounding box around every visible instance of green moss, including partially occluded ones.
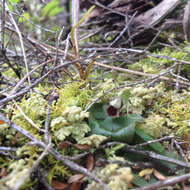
[11,81,93,143]
[2,63,18,78]
[52,81,92,117]
[5,159,31,189]
[137,114,170,138]
[137,87,190,138]
[46,157,71,184]
[160,91,190,137]
[123,83,165,114]
[128,45,190,78]
[12,93,46,139]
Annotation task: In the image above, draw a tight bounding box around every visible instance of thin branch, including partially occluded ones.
[1,0,5,50]
[133,172,190,190]
[94,61,190,86]
[109,12,137,47]
[5,3,31,90]
[132,135,175,149]
[44,91,58,144]
[103,142,190,169]
[72,0,79,57]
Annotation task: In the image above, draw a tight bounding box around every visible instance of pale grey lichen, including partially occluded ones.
[51,105,90,142]
[12,93,47,137]
[5,159,30,189]
[137,114,171,138]
[78,134,107,147]
[85,164,133,190]
[122,83,165,114]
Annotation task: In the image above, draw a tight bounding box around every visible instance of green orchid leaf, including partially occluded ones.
[132,173,158,187]
[89,103,107,119]
[135,128,186,172]
[89,103,141,143]
[135,127,164,154]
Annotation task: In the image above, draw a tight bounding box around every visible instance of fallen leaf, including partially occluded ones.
[153,169,167,180]
[68,154,94,184]
[57,141,72,150]
[70,182,82,190]
[68,174,84,184]
[11,132,19,145]
[51,180,68,190]
[183,185,190,190]
[182,182,190,190]
[0,168,7,178]
[86,154,94,172]
[183,133,190,150]
[139,168,153,178]
[74,144,91,150]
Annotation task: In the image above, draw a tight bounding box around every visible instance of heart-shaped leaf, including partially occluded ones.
[89,103,141,143]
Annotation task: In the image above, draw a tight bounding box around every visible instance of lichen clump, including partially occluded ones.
[160,91,190,137]
[5,159,30,189]
[86,164,133,190]
[122,83,190,138]
[51,105,90,142]
[124,83,165,114]
[78,134,107,147]
[12,93,47,138]
[12,81,92,142]
[138,114,170,138]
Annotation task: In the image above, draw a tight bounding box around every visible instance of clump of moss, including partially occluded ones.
[92,78,117,102]
[129,46,190,77]
[138,88,190,138]
[52,81,92,117]
[123,83,165,114]
[5,159,31,189]
[160,91,190,137]
[12,93,47,139]
[11,82,92,143]
[137,114,170,138]
[86,164,133,190]
[51,105,90,142]
[78,134,107,148]
[46,155,71,184]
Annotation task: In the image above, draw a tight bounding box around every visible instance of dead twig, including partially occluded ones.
[103,142,190,169]
[44,91,58,144]
[133,172,190,190]
[183,0,190,42]
[5,2,31,90]
[132,135,175,149]
[94,61,190,86]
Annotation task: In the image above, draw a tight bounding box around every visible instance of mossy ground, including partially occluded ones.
[1,42,190,189]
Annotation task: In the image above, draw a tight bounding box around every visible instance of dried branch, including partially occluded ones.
[72,0,80,57]
[5,2,31,89]
[103,142,190,169]
[183,0,190,42]
[133,172,190,190]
